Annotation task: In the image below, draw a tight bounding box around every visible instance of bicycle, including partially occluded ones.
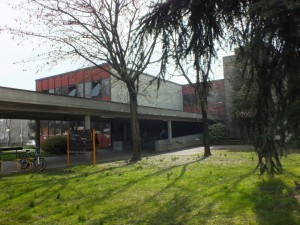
[16,148,46,172]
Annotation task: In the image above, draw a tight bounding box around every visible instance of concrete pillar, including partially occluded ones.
[123,123,127,141]
[84,115,91,130]
[168,120,172,143]
[35,120,41,152]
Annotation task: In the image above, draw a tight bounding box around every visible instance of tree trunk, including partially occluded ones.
[127,85,142,161]
[201,100,211,157]
[8,132,11,147]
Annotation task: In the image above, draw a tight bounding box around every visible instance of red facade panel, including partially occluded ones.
[76,70,84,83]
[80,66,111,82]
[35,64,112,101]
[48,77,55,89]
[61,74,68,86]
[42,79,48,91]
[91,68,102,81]
[36,80,42,92]
[83,69,93,82]
[54,76,61,88]
[68,73,76,85]
[92,67,110,80]
[182,84,195,95]
[182,80,225,118]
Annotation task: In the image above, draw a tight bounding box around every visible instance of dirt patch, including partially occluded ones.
[294,194,300,201]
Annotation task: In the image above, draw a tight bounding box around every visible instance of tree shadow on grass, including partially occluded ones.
[96,163,190,224]
[0,156,207,223]
[97,162,255,225]
[251,178,300,225]
[6,154,299,224]
[91,157,213,224]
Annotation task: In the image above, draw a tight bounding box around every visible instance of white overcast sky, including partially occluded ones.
[0,0,35,90]
[0,0,231,91]
[0,0,80,91]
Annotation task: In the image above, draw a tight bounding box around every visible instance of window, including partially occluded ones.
[55,87,61,94]
[68,86,77,96]
[76,83,84,97]
[61,86,68,95]
[102,79,110,96]
[183,94,197,106]
[84,82,92,98]
[91,81,101,98]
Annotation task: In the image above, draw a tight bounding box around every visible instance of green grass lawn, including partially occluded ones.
[0,147,299,225]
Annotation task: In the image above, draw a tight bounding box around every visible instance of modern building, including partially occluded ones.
[182,79,225,118]
[35,63,227,151]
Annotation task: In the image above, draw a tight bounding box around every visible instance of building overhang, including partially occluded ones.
[0,86,221,122]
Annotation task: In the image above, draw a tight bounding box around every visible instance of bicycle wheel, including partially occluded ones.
[33,157,46,171]
[20,159,31,170]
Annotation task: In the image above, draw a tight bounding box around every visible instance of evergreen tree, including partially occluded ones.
[235,0,300,174]
[143,0,300,173]
[142,0,247,157]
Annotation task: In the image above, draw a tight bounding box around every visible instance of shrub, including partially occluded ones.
[41,136,67,155]
[209,123,225,142]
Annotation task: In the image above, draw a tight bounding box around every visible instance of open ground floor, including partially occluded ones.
[40,117,206,152]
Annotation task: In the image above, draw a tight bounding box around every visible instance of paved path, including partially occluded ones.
[0,150,133,175]
[160,146,205,156]
[1,146,230,175]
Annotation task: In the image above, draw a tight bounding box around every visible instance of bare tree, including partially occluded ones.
[6,0,158,161]
[0,120,6,146]
[172,35,212,157]
[0,119,13,147]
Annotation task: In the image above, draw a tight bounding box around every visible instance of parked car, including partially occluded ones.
[25,140,36,147]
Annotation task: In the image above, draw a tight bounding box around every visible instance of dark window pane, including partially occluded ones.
[68,86,77,96]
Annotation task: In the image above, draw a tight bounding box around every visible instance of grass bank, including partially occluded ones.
[0,147,299,225]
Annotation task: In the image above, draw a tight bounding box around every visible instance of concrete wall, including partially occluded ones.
[111,73,183,111]
[112,133,203,152]
[155,133,203,152]
[110,76,130,104]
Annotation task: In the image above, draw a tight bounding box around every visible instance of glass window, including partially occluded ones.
[61,86,68,95]
[183,94,197,106]
[49,121,56,136]
[76,83,84,97]
[91,81,101,98]
[68,86,77,96]
[85,82,92,98]
[55,87,61,94]
[102,79,110,96]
